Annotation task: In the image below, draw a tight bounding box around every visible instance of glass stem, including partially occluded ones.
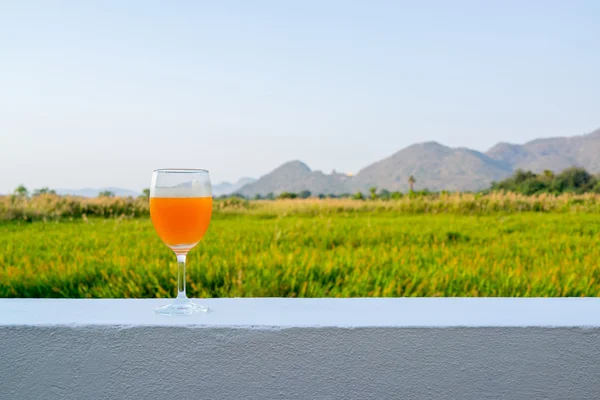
[176,253,187,300]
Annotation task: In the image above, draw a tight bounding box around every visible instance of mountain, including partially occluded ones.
[237,161,353,197]
[212,177,256,196]
[239,143,514,195]
[52,178,256,198]
[237,127,600,195]
[353,142,512,192]
[55,187,141,197]
[486,128,600,173]
[53,128,600,198]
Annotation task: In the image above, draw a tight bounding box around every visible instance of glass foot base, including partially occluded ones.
[155,300,208,316]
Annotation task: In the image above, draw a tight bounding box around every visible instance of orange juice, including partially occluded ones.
[150,197,212,251]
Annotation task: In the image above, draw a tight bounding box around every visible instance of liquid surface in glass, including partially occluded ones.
[150,197,212,248]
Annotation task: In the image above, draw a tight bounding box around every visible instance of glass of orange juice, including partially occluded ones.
[150,168,213,315]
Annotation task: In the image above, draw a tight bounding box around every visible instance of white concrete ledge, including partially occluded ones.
[2,298,600,400]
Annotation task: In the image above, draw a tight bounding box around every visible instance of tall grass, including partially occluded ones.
[1,213,599,298]
[3,194,599,298]
[2,192,600,222]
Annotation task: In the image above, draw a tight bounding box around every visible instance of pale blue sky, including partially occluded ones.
[1,0,599,193]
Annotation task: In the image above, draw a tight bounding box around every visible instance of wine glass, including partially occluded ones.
[150,169,212,315]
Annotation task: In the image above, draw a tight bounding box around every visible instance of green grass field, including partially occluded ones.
[2,209,600,298]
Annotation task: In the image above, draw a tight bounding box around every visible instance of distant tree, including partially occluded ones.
[33,187,56,196]
[543,170,554,180]
[514,169,537,184]
[98,190,115,198]
[353,191,364,200]
[298,190,311,199]
[265,192,275,200]
[491,169,542,194]
[278,192,297,199]
[369,187,377,200]
[14,185,28,198]
[491,167,598,195]
[391,191,403,200]
[378,189,390,200]
[254,194,263,200]
[318,193,326,199]
[141,188,150,199]
[408,176,416,192]
[554,167,594,193]
[520,179,547,195]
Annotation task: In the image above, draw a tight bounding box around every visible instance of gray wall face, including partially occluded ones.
[2,326,600,400]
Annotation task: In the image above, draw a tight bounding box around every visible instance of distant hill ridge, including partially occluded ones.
[51,177,257,198]
[55,187,141,198]
[212,177,256,196]
[238,127,600,196]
